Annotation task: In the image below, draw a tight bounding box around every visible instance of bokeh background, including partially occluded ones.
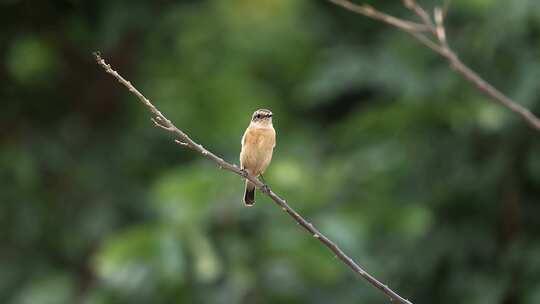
[2,0,540,303]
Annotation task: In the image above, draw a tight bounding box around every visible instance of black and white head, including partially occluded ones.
[251,109,273,126]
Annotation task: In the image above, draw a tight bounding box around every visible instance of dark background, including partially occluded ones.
[1,0,540,303]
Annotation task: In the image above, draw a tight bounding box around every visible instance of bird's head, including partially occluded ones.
[251,109,273,126]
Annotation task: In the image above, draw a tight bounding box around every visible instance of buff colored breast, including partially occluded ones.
[240,126,276,176]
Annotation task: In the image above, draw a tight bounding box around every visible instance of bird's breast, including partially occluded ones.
[240,126,275,174]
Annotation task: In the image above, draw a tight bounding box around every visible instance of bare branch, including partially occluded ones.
[407,30,446,55]
[329,0,427,32]
[329,0,540,131]
[403,0,436,34]
[94,53,414,304]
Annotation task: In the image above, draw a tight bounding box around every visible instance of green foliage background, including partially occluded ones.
[1,0,540,303]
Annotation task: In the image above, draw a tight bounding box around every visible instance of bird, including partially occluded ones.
[240,109,276,206]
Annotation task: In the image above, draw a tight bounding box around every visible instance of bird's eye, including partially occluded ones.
[256,114,261,119]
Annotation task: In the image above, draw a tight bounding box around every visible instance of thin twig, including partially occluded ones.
[328,0,427,32]
[329,0,540,131]
[403,0,436,35]
[94,53,413,304]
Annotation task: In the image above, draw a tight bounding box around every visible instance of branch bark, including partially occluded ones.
[329,0,540,132]
[94,53,413,304]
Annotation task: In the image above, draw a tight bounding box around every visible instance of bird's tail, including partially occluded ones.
[244,180,255,206]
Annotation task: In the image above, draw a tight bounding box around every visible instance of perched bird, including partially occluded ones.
[240,109,276,206]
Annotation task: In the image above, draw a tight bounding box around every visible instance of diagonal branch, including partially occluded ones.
[94,53,413,304]
[328,0,428,32]
[329,0,540,132]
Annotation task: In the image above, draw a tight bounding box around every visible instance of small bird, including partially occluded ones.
[240,109,276,206]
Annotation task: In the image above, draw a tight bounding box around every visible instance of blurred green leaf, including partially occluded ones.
[7,36,58,85]
[93,225,185,294]
[11,273,75,304]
